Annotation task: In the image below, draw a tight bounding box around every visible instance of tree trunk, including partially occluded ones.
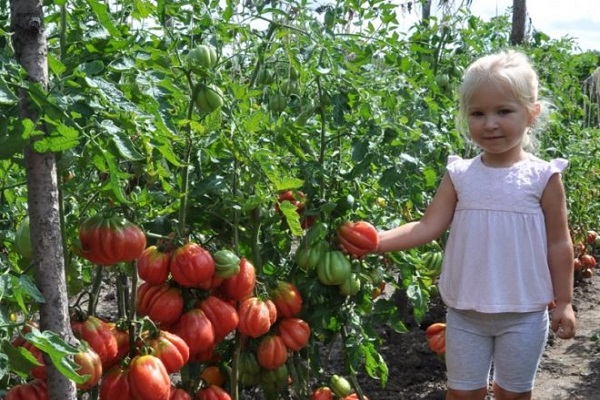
[10,1,77,399]
[510,0,527,45]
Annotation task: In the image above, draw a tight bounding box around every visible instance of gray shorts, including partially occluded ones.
[445,307,549,393]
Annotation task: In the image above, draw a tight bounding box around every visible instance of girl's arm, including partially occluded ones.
[377,173,457,253]
[541,173,576,339]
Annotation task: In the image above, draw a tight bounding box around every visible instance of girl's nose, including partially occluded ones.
[483,115,498,129]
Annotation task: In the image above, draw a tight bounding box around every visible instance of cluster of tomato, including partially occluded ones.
[573,230,599,280]
[310,374,370,399]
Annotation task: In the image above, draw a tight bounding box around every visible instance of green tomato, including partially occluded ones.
[15,217,33,259]
[339,273,361,296]
[213,249,241,279]
[268,93,287,113]
[186,44,218,74]
[295,240,328,272]
[330,374,352,398]
[195,85,224,114]
[317,250,352,286]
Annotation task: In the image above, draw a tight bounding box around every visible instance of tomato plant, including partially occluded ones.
[78,213,146,265]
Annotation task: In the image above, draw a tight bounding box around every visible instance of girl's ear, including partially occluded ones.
[528,103,541,125]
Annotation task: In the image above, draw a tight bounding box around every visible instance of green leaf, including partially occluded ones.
[100,120,143,161]
[279,201,303,236]
[254,149,303,190]
[24,329,87,384]
[19,275,45,304]
[86,0,121,37]
[0,76,18,105]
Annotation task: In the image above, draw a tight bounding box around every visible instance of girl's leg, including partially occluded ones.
[445,309,494,398]
[492,310,548,400]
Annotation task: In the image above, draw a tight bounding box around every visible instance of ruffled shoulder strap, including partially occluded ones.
[549,158,568,173]
[447,155,462,166]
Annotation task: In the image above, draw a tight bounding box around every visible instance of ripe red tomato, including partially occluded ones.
[197,296,239,342]
[344,394,370,400]
[265,299,278,325]
[194,384,232,400]
[74,343,103,391]
[79,213,146,265]
[99,366,133,400]
[425,322,446,355]
[586,230,598,245]
[170,242,215,287]
[237,297,273,338]
[4,378,48,400]
[170,387,193,400]
[136,282,184,326]
[277,317,311,351]
[270,281,303,318]
[275,190,306,214]
[172,308,216,357]
[219,258,256,301]
[141,330,190,374]
[336,220,379,258]
[71,315,118,370]
[200,365,226,387]
[105,322,130,370]
[317,251,352,286]
[256,335,288,370]
[137,245,172,285]
[129,354,171,400]
[311,386,333,400]
[580,254,596,269]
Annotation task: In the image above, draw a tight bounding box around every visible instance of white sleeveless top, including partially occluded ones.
[439,154,568,313]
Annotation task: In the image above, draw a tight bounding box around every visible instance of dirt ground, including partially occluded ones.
[352,271,600,400]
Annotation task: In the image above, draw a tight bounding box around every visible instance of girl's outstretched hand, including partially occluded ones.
[550,302,576,339]
[336,220,379,258]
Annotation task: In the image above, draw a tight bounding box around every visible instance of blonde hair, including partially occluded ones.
[456,50,549,152]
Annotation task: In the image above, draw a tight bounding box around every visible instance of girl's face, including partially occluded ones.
[466,81,539,166]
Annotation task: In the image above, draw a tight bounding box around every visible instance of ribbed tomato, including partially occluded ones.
[136,282,184,326]
[238,350,261,387]
[137,245,171,285]
[336,220,379,258]
[194,384,232,400]
[141,330,190,374]
[270,281,303,318]
[197,296,239,342]
[79,213,146,265]
[277,317,311,351]
[71,315,118,370]
[219,258,256,301]
[200,365,226,387]
[343,394,370,400]
[170,242,215,287]
[425,322,446,355]
[74,343,103,391]
[212,249,241,279]
[172,308,215,357]
[106,322,130,370]
[129,354,171,400]
[99,366,132,400]
[237,297,273,338]
[170,387,193,400]
[4,379,48,400]
[256,335,288,370]
[317,251,352,286]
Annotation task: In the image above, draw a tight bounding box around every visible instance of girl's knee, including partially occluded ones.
[446,387,488,400]
[492,382,532,400]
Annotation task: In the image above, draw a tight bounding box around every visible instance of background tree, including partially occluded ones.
[510,0,527,45]
[9,0,76,398]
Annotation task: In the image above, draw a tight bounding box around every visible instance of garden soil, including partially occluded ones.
[95,269,600,400]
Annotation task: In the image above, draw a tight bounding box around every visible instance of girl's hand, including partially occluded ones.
[550,302,576,339]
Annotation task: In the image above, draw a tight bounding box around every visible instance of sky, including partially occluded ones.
[469,0,599,52]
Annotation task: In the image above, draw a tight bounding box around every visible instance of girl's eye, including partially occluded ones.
[470,111,483,117]
[498,109,513,115]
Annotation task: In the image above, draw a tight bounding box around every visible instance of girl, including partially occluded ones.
[376,50,576,400]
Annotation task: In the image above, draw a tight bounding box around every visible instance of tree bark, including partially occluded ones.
[10,1,77,399]
[510,0,527,45]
